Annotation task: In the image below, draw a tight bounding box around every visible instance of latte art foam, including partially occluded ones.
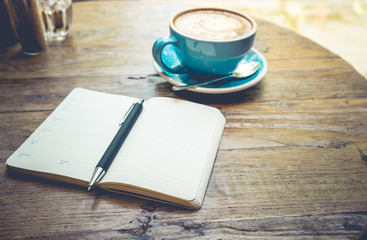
[174,10,252,40]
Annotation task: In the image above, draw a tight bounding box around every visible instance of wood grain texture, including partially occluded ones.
[1,0,367,239]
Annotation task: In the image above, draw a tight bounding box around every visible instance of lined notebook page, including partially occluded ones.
[6,88,138,183]
[100,97,224,201]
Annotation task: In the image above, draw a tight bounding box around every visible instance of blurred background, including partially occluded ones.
[238,0,367,79]
[175,0,367,79]
[1,0,366,79]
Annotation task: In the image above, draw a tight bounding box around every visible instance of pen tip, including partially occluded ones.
[87,187,91,191]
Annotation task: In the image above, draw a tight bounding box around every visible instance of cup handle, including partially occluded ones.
[152,36,187,74]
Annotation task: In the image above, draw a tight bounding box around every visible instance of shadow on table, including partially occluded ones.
[156,81,264,105]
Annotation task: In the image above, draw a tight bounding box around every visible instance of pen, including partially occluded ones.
[88,98,145,191]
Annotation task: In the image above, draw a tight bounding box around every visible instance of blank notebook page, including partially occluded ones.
[101,97,223,201]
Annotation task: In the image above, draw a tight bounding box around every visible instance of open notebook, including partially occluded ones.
[6,88,226,209]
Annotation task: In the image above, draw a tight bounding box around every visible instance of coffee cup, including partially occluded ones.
[152,8,257,76]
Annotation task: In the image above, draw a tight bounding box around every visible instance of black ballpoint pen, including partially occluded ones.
[88,98,144,191]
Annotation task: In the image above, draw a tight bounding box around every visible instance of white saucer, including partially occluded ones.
[153,48,268,94]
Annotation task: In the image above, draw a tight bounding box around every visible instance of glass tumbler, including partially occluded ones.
[39,0,72,41]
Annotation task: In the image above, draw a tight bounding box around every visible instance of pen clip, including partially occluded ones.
[119,99,144,126]
[119,103,135,126]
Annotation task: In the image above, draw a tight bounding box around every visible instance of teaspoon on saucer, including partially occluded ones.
[172,61,260,91]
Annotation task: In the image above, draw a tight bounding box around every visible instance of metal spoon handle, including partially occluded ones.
[172,75,231,91]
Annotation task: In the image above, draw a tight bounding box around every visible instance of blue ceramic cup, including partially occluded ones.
[152,8,257,76]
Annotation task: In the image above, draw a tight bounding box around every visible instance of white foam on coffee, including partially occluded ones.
[174,10,252,40]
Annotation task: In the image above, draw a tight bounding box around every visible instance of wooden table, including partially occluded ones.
[1,0,367,239]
